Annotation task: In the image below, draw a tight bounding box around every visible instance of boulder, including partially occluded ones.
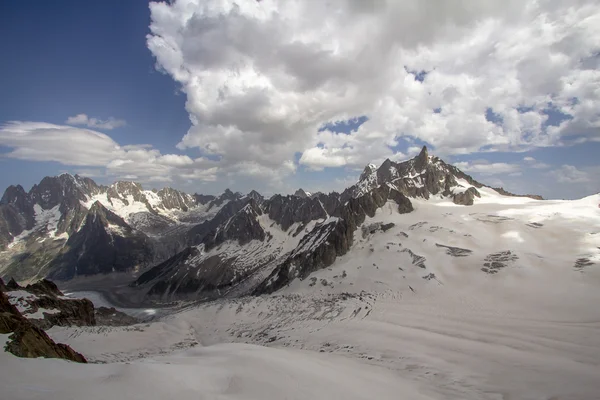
[5,322,86,363]
[0,291,86,362]
[453,187,481,206]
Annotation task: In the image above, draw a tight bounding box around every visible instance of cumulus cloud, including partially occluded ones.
[523,156,551,169]
[146,0,600,185]
[0,121,217,184]
[66,113,126,130]
[454,160,520,175]
[551,165,591,183]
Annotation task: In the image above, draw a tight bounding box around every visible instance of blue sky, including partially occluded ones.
[0,0,598,199]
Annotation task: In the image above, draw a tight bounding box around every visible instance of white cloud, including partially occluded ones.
[0,121,218,185]
[523,156,551,169]
[146,0,600,183]
[66,113,126,130]
[551,165,590,183]
[0,121,119,166]
[454,160,520,175]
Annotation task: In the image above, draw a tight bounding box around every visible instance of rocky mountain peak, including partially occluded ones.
[208,188,242,209]
[294,189,309,198]
[1,184,30,211]
[413,145,429,170]
[193,193,216,205]
[359,164,377,182]
[246,190,264,203]
[87,201,129,229]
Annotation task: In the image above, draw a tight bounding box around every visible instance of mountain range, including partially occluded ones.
[0,146,544,302]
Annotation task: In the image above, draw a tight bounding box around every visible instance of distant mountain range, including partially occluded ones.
[0,146,543,301]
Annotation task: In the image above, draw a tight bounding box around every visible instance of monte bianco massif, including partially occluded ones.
[1,146,600,400]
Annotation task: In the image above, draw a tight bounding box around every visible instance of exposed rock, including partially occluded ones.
[1,291,86,362]
[25,279,63,297]
[255,186,413,294]
[6,278,21,290]
[401,249,427,269]
[246,190,265,204]
[361,222,396,238]
[491,187,543,200]
[5,321,87,363]
[436,243,473,257]
[208,189,241,210]
[294,189,310,198]
[5,280,96,329]
[95,307,138,326]
[526,222,543,228]
[48,201,154,280]
[155,187,197,211]
[263,194,328,231]
[0,291,21,333]
[573,258,594,271]
[0,277,6,292]
[481,251,518,274]
[203,200,266,250]
[453,187,481,206]
[193,193,216,205]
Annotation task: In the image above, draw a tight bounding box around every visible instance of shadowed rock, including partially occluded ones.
[0,291,86,363]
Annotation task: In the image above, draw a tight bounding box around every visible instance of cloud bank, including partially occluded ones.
[66,114,127,130]
[146,0,599,179]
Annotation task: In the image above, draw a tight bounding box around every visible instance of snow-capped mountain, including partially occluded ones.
[128,146,552,301]
[4,146,590,304]
[0,174,235,281]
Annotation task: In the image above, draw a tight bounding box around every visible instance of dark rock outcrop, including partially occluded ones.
[0,291,86,363]
[207,189,241,210]
[6,278,21,290]
[453,187,481,206]
[294,189,310,198]
[25,279,62,297]
[48,201,154,280]
[5,321,87,362]
[203,200,266,250]
[193,193,216,205]
[263,194,328,231]
[491,187,543,200]
[95,307,138,326]
[255,185,413,294]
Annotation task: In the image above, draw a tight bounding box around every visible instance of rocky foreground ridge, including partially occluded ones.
[1,147,543,303]
[0,277,136,362]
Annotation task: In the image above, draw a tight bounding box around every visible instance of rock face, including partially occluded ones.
[5,320,87,363]
[453,187,481,206]
[203,200,266,250]
[255,185,413,294]
[3,278,96,329]
[47,201,154,280]
[95,307,138,326]
[263,195,328,231]
[1,148,544,298]
[491,187,543,200]
[0,291,86,363]
[0,173,221,282]
[208,189,241,210]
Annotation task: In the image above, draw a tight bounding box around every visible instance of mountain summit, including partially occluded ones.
[1,149,543,299]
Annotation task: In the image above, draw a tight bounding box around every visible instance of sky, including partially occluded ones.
[0,0,599,199]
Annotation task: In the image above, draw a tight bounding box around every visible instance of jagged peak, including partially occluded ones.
[294,188,309,198]
[1,184,28,205]
[414,145,429,170]
[88,200,108,212]
[110,180,143,191]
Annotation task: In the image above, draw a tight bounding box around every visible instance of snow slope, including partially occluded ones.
[3,193,600,399]
[0,334,431,400]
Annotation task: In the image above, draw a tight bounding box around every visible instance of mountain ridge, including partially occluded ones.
[1,147,546,302]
